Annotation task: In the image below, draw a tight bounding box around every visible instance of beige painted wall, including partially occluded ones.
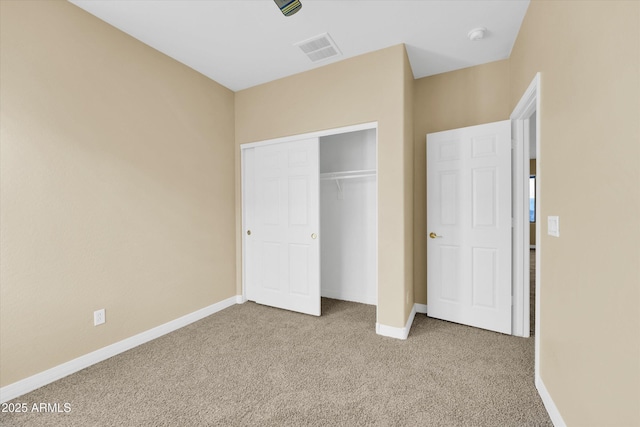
[235,45,414,328]
[510,1,640,425]
[0,1,236,387]
[412,60,511,304]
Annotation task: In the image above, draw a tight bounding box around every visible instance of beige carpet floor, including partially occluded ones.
[1,299,552,426]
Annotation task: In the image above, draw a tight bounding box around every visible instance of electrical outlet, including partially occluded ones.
[93,309,105,326]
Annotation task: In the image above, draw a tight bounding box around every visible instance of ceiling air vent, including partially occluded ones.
[294,33,341,63]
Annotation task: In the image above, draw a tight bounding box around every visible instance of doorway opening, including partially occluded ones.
[510,73,541,371]
[320,128,377,305]
[528,112,537,334]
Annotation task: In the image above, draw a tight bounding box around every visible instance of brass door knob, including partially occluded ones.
[311,233,317,239]
[429,232,442,239]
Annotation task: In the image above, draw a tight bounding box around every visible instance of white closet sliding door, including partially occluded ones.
[244,138,321,316]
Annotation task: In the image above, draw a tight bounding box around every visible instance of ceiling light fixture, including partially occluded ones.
[467,27,487,41]
[274,0,302,17]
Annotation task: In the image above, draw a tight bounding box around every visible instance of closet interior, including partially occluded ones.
[319,128,377,306]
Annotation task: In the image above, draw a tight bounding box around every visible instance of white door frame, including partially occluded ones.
[512,73,565,427]
[240,121,378,315]
[510,73,541,354]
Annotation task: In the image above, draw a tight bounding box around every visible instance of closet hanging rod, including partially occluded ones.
[319,169,376,180]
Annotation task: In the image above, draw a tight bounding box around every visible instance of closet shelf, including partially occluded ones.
[320,169,376,181]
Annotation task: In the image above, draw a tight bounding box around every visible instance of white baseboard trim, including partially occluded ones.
[376,304,417,340]
[0,295,239,403]
[414,303,428,314]
[536,374,566,426]
[236,294,247,304]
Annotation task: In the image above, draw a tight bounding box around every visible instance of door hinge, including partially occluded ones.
[511,139,516,150]
[511,218,515,228]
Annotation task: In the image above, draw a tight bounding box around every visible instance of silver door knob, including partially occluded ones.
[311,233,317,239]
[247,230,251,236]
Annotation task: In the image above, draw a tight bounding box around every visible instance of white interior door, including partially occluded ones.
[244,138,320,316]
[426,120,512,334]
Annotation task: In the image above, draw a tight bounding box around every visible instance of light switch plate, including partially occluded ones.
[548,216,560,237]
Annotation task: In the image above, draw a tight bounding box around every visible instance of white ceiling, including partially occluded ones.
[69,0,530,92]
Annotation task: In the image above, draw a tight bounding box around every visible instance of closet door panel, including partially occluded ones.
[288,176,309,226]
[259,241,282,291]
[246,138,320,316]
